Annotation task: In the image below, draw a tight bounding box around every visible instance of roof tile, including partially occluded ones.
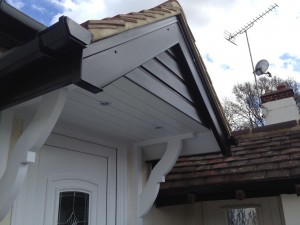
[279,160,300,169]
[161,120,300,191]
[266,169,290,179]
[81,0,182,42]
[290,167,300,176]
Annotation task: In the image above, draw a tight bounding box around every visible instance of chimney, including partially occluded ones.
[261,84,300,125]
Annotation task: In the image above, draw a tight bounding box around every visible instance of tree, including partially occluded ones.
[222,76,300,131]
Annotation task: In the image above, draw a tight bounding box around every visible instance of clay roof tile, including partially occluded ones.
[160,120,300,191]
[81,0,182,42]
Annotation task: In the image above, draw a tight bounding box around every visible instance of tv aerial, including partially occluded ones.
[224,3,278,96]
[254,59,272,77]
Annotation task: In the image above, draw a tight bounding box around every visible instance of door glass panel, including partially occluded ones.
[57,191,89,225]
[227,207,258,225]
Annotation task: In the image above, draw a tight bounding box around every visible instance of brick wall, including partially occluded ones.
[261,85,294,103]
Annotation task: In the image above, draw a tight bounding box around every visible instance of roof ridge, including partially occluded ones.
[232,119,300,137]
[81,0,182,42]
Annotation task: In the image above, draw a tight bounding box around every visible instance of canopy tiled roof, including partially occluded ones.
[157,120,300,206]
[80,0,231,137]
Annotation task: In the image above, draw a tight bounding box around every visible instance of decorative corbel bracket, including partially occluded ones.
[137,133,194,217]
[0,89,68,221]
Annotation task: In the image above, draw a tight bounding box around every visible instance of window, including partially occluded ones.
[57,191,89,225]
[227,207,258,225]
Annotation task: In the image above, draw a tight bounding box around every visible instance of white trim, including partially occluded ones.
[52,125,125,149]
[45,133,116,158]
[116,146,128,225]
[134,132,194,148]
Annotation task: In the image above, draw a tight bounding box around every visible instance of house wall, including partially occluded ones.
[144,205,190,225]
[280,194,300,225]
[144,203,203,225]
[141,196,284,225]
[202,197,284,225]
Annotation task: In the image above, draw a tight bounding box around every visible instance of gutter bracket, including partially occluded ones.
[0,88,68,221]
[138,133,194,217]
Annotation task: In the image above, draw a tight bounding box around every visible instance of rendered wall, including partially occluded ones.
[281,194,300,225]
[262,97,300,125]
[144,203,203,225]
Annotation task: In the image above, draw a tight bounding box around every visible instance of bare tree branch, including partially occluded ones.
[222,76,300,131]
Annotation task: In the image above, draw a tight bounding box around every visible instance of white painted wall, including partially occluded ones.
[262,97,300,125]
[280,194,300,225]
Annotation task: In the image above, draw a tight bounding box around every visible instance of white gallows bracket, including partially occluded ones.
[0,109,14,178]
[138,133,193,217]
[0,89,68,221]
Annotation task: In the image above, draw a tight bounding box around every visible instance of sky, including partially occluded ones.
[7,0,300,101]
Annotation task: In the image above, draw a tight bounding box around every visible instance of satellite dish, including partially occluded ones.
[254,59,269,76]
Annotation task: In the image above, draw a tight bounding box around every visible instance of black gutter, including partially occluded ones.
[0,0,46,50]
[0,16,97,110]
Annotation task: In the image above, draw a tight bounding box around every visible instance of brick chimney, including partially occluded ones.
[261,84,300,125]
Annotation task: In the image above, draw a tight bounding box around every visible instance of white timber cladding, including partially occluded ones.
[59,78,206,144]
[0,89,68,221]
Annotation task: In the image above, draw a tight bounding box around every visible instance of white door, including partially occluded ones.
[12,133,116,225]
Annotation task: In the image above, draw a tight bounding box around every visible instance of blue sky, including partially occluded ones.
[7,0,300,99]
[280,53,300,72]
[7,0,59,25]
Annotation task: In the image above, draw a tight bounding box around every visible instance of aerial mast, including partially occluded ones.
[224,4,278,95]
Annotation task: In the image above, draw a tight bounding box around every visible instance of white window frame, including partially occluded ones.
[45,177,99,225]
